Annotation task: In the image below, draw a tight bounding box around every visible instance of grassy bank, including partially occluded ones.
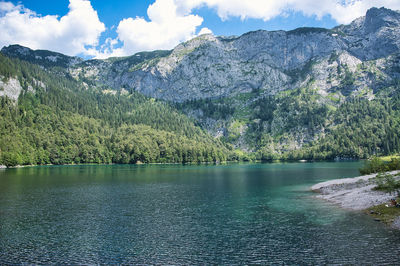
[379,154,400,162]
[366,198,400,226]
[359,156,400,175]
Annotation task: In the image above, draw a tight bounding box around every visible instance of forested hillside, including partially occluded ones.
[177,87,400,160]
[2,7,400,166]
[0,54,228,166]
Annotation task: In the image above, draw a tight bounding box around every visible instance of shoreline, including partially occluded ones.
[0,159,352,169]
[0,161,253,169]
[311,171,400,229]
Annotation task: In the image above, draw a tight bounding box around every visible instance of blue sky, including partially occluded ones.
[9,0,338,36]
[0,0,399,58]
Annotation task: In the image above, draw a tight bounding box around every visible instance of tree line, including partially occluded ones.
[0,53,229,166]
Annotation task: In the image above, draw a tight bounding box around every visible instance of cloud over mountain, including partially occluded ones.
[1,0,400,58]
[0,0,105,56]
[107,0,208,58]
[177,0,400,24]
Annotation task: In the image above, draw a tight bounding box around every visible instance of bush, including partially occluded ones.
[1,152,23,167]
[374,172,400,193]
[360,157,387,175]
[360,157,400,175]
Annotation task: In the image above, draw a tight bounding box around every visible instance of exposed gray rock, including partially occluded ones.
[66,8,400,102]
[0,77,22,101]
[2,7,400,151]
[338,7,400,60]
[2,8,398,103]
[1,44,83,68]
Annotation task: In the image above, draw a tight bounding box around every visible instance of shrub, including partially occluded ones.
[374,172,400,193]
[360,157,387,175]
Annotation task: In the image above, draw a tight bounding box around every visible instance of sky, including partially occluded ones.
[0,0,399,59]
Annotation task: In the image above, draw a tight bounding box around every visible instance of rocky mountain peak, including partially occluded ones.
[1,8,400,103]
[335,7,400,60]
[2,44,31,56]
[175,34,218,52]
[1,44,83,68]
[364,7,400,33]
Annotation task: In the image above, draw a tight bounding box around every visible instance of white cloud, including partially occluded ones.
[0,0,105,56]
[176,0,285,21]
[198,27,213,35]
[176,0,400,24]
[108,0,204,57]
[108,0,400,57]
[289,0,400,24]
[0,1,16,12]
[1,0,400,59]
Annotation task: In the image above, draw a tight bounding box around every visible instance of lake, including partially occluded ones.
[1,162,399,264]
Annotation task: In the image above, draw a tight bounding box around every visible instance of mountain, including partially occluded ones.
[1,44,83,68]
[1,7,400,165]
[65,7,400,102]
[0,54,228,166]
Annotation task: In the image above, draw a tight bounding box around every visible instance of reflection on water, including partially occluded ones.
[1,162,400,264]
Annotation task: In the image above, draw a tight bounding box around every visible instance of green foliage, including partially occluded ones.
[247,88,328,153]
[175,86,400,162]
[373,172,400,192]
[105,50,171,65]
[285,60,316,81]
[278,97,400,161]
[0,54,228,166]
[324,98,398,158]
[335,64,356,95]
[328,52,339,64]
[287,27,331,35]
[227,149,256,162]
[360,157,387,175]
[248,90,400,161]
[2,48,400,165]
[368,200,400,226]
[359,157,400,175]
[176,98,235,120]
[253,96,276,122]
[1,44,82,68]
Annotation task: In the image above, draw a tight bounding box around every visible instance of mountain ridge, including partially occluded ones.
[1,7,400,163]
[44,7,398,102]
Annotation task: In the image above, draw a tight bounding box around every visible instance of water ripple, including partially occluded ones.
[1,163,400,264]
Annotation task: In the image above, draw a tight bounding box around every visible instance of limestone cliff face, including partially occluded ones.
[80,30,343,101]
[0,77,22,102]
[338,7,400,60]
[2,7,400,152]
[61,8,400,103]
[2,8,398,103]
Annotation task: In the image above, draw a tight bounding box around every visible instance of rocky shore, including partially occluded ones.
[311,171,400,229]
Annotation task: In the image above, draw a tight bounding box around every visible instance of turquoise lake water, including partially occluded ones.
[1,162,400,264]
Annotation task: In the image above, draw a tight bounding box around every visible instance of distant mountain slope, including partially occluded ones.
[64,7,400,102]
[3,7,399,102]
[1,44,83,68]
[0,54,228,166]
[1,7,400,162]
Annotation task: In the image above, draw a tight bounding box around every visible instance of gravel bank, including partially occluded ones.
[311,171,400,210]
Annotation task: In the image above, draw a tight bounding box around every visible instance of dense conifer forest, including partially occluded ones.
[1,45,400,167]
[0,54,228,166]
